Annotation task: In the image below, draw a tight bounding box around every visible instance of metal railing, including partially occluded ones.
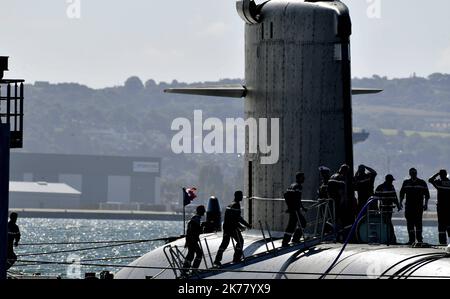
[163,244,186,278]
[163,237,216,279]
[310,199,336,242]
[366,201,396,245]
[247,197,337,242]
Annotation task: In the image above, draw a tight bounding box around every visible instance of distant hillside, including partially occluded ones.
[17,74,450,205]
[353,74,450,133]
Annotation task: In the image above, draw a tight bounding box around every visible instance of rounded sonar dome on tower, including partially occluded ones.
[206,196,221,213]
[204,196,222,233]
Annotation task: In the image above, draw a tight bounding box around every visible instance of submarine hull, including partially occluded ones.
[115,231,450,279]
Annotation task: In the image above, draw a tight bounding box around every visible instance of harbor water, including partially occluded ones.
[9,218,442,278]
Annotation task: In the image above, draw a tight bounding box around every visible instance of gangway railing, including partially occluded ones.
[259,220,270,253]
[247,197,336,242]
[264,221,276,251]
[163,245,188,278]
[311,199,336,242]
[203,238,214,267]
[163,237,217,278]
[365,198,396,245]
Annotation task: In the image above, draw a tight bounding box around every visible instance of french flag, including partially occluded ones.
[183,187,197,206]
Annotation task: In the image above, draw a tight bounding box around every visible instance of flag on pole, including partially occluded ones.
[183,187,197,206]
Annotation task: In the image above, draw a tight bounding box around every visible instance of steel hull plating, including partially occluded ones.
[115,231,450,279]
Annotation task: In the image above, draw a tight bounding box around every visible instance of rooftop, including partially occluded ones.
[9,181,81,195]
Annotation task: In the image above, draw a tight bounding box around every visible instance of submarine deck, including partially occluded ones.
[115,231,450,279]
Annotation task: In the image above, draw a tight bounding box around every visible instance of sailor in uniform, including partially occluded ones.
[429,170,450,245]
[7,212,21,270]
[182,205,206,274]
[214,191,251,266]
[400,168,430,245]
[282,172,308,247]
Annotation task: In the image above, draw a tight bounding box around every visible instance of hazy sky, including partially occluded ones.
[1,0,450,88]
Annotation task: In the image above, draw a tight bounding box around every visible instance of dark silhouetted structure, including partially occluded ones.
[0,57,7,80]
[400,168,430,244]
[429,170,450,245]
[282,172,307,247]
[0,58,24,280]
[214,191,251,266]
[203,196,221,233]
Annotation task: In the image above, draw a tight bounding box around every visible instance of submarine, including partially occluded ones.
[115,0,450,279]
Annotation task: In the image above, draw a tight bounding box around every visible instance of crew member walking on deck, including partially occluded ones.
[374,175,402,244]
[354,165,377,213]
[282,172,308,247]
[214,191,251,267]
[429,169,450,245]
[182,205,206,274]
[400,168,430,245]
[7,212,21,270]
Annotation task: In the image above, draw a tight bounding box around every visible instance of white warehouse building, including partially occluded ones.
[9,181,81,209]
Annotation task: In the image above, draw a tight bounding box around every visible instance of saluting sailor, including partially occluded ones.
[354,164,377,213]
[429,170,450,245]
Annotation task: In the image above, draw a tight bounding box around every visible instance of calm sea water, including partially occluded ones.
[8,218,441,278]
[10,218,183,278]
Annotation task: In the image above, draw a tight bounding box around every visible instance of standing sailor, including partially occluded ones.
[374,175,402,244]
[429,170,450,245]
[318,166,331,200]
[6,212,21,270]
[317,166,334,234]
[282,172,308,247]
[328,164,350,240]
[214,191,251,267]
[400,168,430,245]
[182,205,206,274]
[354,165,377,213]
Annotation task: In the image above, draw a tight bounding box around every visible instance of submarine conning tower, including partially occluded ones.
[241,0,353,231]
